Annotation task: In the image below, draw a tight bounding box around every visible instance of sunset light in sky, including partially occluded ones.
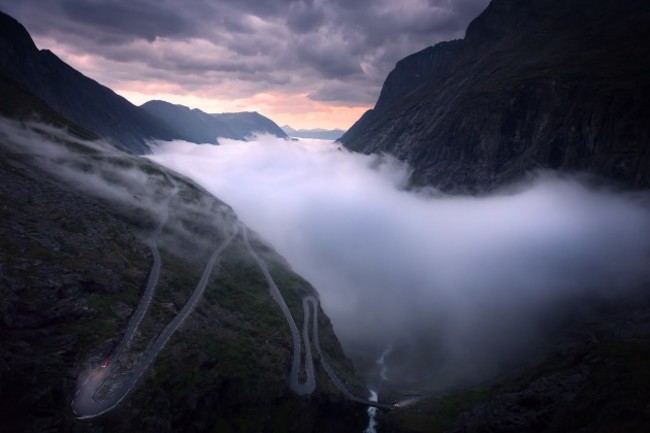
[0,0,490,130]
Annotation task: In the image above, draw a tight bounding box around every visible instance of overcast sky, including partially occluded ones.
[0,0,490,129]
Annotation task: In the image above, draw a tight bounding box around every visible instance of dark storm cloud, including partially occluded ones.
[287,1,325,33]
[297,38,364,79]
[0,0,491,105]
[308,81,377,105]
[59,0,191,42]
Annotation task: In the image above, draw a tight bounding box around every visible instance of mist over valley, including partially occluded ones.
[1,0,650,432]
[150,136,650,392]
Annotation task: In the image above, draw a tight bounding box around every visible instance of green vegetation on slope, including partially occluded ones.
[0,119,365,433]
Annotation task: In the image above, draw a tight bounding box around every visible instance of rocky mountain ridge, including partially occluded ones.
[0,10,287,153]
[0,10,177,153]
[340,0,650,193]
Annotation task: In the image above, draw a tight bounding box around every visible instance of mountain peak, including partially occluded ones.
[141,100,286,143]
[375,39,462,111]
[341,0,650,192]
[0,10,38,56]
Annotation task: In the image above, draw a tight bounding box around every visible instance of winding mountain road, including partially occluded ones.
[73,214,392,418]
[304,296,393,409]
[111,188,175,364]
[242,226,393,409]
[71,213,238,418]
[242,225,316,395]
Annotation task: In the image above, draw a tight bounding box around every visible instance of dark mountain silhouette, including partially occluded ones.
[0,10,178,153]
[0,11,287,152]
[141,100,287,143]
[0,69,98,141]
[340,0,650,193]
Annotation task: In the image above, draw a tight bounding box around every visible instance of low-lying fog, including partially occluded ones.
[150,135,650,391]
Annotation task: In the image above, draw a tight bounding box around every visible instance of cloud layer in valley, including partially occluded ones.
[0,0,490,128]
[150,136,650,391]
[2,117,650,392]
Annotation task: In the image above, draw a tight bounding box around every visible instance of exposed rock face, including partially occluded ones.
[0,11,177,153]
[374,41,461,113]
[141,100,288,143]
[340,0,650,193]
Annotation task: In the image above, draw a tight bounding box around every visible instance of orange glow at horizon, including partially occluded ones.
[29,35,373,131]
[116,87,371,131]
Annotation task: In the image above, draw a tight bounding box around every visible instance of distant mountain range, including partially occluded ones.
[282,125,345,140]
[141,100,286,143]
[340,0,650,193]
[0,11,285,153]
[0,11,175,153]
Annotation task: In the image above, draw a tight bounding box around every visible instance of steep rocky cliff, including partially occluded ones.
[340,0,650,193]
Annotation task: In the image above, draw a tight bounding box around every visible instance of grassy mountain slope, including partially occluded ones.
[0,113,365,432]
